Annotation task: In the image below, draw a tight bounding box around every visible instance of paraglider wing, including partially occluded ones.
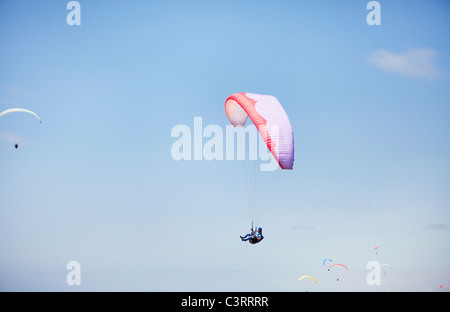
[225,93,294,169]
[329,263,348,270]
[322,258,332,265]
[298,276,317,284]
[0,108,41,123]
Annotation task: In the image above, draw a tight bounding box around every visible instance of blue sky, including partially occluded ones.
[0,0,449,291]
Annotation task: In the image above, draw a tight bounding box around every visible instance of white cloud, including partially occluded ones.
[0,131,27,145]
[428,223,449,230]
[367,48,441,78]
[1,84,36,98]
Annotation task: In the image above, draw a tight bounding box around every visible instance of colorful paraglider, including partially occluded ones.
[298,276,317,284]
[322,258,332,265]
[225,93,294,170]
[225,93,294,236]
[328,263,348,282]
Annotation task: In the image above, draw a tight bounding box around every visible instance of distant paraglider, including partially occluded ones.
[0,108,41,149]
[328,263,348,282]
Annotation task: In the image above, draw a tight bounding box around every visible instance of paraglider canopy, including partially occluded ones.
[0,108,41,123]
[225,93,294,170]
[298,275,317,284]
[328,263,348,271]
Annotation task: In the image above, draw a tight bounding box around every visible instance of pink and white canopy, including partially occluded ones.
[225,92,294,170]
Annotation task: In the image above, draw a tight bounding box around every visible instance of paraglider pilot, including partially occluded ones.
[240,227,264,244]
